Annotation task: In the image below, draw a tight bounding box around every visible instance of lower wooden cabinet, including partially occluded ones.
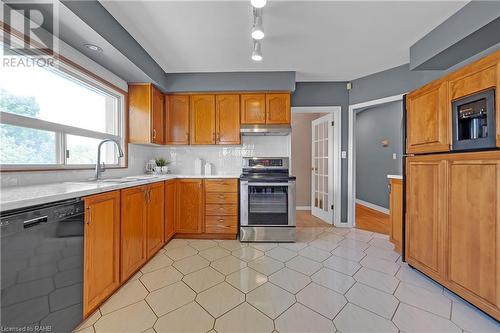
[146,182,165,258]
[175,179,204,234]
[204,179,238,237]
[120,186,148,282]
[405,151,500,320]
[165,180,176,241]
[83,191,121,317]
[388,178,402,254]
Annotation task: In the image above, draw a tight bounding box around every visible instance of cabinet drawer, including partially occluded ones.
[205,215,237,234]
[206,204,238,216]
[205,192,238,204]
[204,179,238,192]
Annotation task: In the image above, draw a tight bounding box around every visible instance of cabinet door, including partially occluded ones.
[176,179,203,233]
[128,84,151,144]
[448,159,499,310]
[405,157,447,281]
[240,94,266,124]
[406,80,450,154]
[151,85,164,144]
[83,191,120,317]
[165,95,190,145]
[146,182,164,258]
[266,93,290,124]
[121,186,147,281]
[389,179,403,254]
[190,95,216,144]
[216,94,240,145]
[164,180,176,242]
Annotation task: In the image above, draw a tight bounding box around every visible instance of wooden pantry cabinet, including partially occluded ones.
[129,83,164,145]
[405,151,500,319]
[83,191,121,317]
[120,182,164,282]
[241,93,291,125]
[165,95,190,145]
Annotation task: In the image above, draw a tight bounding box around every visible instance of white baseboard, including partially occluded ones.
[296,206,311,210]
[355,199,389,215]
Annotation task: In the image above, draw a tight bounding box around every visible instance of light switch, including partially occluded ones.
[341,151,347,159]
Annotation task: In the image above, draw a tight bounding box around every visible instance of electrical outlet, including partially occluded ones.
[392,153,397,160]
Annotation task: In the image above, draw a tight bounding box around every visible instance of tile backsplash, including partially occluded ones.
[153,136,291,175]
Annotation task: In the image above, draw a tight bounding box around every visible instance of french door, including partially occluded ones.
[311,114,334,223]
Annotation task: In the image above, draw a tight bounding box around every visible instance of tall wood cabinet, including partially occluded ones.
[165,95,190,145]
[83,191,121,317]
[129,83,164,145]
[175,179,204,234]
[121,183,165,282]
[405,151,500,319]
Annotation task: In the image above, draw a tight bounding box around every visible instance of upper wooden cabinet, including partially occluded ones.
[216,94,241,144]
[266,93,291,124]
[190,95,216,145]
[165,95,190,145]
[175,179,204,234]
[406,80,450,154]
[129,83,164,145]
[241,94,266,124]
[241,93,291,125]
[405,156,447,282]
[83,191,121,317]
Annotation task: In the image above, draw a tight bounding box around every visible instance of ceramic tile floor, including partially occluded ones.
[75,227,500,333]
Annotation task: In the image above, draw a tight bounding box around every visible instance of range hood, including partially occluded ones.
[240,124,292,136]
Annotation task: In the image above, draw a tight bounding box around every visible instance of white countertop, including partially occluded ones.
[0,174,240,212]
[387,174,403,180]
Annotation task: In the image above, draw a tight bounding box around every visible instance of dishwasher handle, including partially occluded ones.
[23,216,48,228]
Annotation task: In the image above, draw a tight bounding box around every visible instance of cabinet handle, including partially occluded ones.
[218,219,225,222]
[218,195,225,199]
[86,207,91,225]
[219,206,224,210]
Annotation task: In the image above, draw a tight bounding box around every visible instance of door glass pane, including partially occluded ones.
[66,135,118,165]
[314,125,318,140]
[323,194,328,212]
[248,185,288,225]
[324,158,328,176]
[0,124,57,164]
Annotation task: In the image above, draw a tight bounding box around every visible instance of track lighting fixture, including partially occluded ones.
[251,42,263,61]
[250,0,267,9]
[251,12,264,40]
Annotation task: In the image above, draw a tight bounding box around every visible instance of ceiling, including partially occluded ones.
[100,1,467,81]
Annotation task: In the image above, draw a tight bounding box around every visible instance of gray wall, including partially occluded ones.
[164,71,296,92]
[355,101,403,209]
[291,82,349,222]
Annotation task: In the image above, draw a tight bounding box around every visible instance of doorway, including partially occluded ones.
[290,107,341,226]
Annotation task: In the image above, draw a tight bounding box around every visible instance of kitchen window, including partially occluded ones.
[0,53,126,170]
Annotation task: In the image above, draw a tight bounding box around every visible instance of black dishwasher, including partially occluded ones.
[1,198,84,333]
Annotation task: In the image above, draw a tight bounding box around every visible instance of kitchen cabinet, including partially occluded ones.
[83,191,121,317]
[266,93,290,124]
[164,180,176,242]
[447,156,500,318]
[204,179,238,237]
[146,182,164,258]
[406,80,450,154]
[129,83,164,145]
[175,179,204,234]
[121,183,165,281]
[388,178,402,254]
[165,95,190,145]
[405,156,447,282]
[120,186,147,281]
[241,94,266,124]
[190,94,216,145]
[216,94,241,144]
[405,151,500,320]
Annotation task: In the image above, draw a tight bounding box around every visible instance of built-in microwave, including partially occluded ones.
[452,89,496,151]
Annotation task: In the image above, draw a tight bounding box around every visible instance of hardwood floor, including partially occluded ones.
[355,203,390,235]
[296,210,330,228]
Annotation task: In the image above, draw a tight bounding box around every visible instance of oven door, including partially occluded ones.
[240,181,296,227]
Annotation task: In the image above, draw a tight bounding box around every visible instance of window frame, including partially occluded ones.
[0,27,128,172]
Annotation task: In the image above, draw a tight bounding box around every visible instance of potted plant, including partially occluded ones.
[155,158,170,174]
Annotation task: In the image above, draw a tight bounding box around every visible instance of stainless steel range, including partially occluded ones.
[240,157,296,242]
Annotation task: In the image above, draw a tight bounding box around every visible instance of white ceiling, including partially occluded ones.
[100,1,467,81]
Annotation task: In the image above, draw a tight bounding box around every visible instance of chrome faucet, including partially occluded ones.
[95,139,124,180]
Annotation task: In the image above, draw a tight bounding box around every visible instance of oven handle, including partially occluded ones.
[246,182,294,187]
